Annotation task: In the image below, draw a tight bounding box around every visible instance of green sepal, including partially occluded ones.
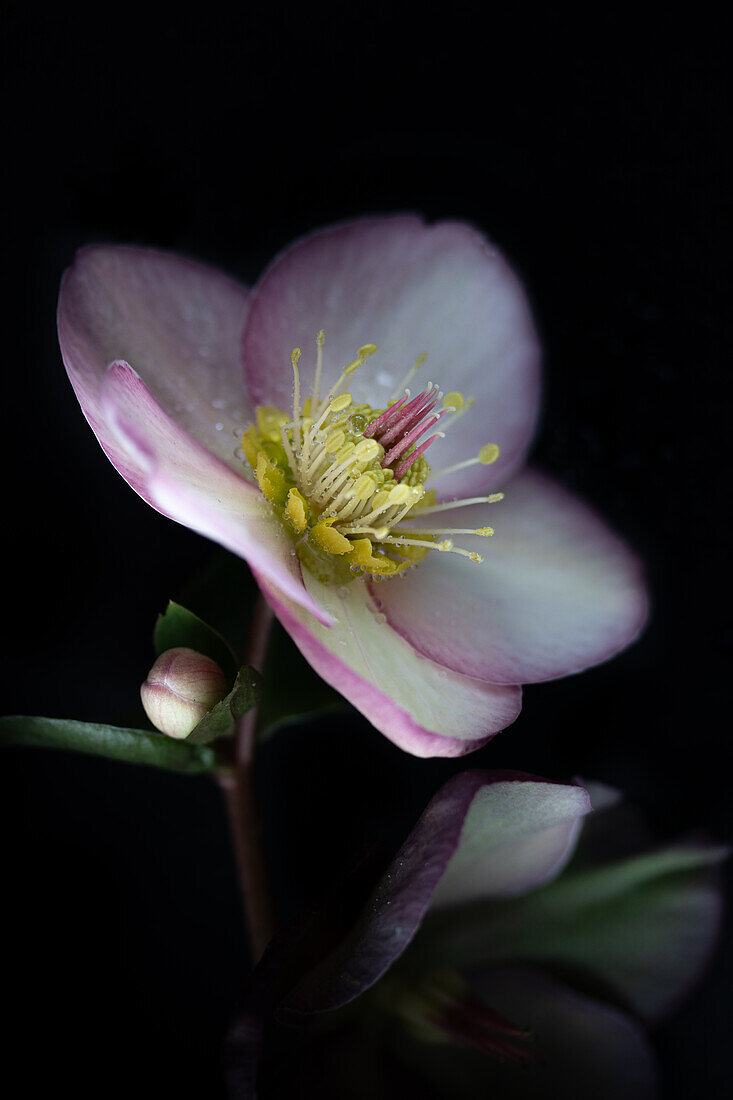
[0,715,217,773]
[153,600,238,684]
[186,665,262,744]
[412,840,728,1021]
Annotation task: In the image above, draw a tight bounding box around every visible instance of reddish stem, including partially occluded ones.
[217,594,274,962]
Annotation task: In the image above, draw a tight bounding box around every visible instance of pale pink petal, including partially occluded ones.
[102,361,333,626]
[281,773,587,1015]
[58,244,332,624]
[374,468,648,684]
[241,216,541,497]
[252,570,521,758]
[430,779,591,908]
[58,243,253,467]
[413,967,659,1100]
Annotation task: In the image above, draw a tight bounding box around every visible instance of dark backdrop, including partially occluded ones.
[3,8,730,1098]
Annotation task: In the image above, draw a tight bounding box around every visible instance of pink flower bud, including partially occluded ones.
[140,647,229,739]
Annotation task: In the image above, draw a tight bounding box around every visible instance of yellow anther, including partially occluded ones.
[244,329,496,575]
[311,519,353,555]
[348,538,376,567]
[324,429,346,453]
[388,484,410,505]
[351,475,376,501]
[487,492,504,503]
[336,442,356,462]
[353,438,381,462]
[371,490,392,511]
[240,426,260,468]
[256,452,288,507]
[330,393,352,413]
[347,538,398,575]
[256,406,289,441]
[285,487,308,533]
[479,443,500,465]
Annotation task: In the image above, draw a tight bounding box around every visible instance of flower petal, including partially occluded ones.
[418,840,727,1022]
[241,215,541,496]
[58,243,253,466]
[58,245,332,622]
[280,773,589,1014]
[374,468,648,683]
[101,361,333,626]
[394,967,658,1100]
[430,779,591,908]
[252,571,521,758]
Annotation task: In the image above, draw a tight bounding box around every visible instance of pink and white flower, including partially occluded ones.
[58,216,647,757]
[229,773,726,1098]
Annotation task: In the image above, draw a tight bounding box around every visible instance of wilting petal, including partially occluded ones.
[102,361,333,625]
[58,243,253,466]
[280,773,588,1014]
[417,840,727,1022]
[241,216,541,496]
[393,967,657,1100]
[375,468,648,684]
[252,572,521,758]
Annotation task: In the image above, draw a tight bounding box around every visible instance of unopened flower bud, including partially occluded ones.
[140,647,229,739]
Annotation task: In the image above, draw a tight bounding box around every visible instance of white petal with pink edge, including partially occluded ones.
[101,361,334,626]
[58,244,255,467]
[241,216,541,499]
[430,780,591,909]
[374,468,648,684]
[252,568,522,758]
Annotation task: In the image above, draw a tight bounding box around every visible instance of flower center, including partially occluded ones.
[239,332,503,586]
[391,971,537,1066]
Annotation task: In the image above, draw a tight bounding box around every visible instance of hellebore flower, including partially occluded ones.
[58,218,647,756]
[239,773,725,1099]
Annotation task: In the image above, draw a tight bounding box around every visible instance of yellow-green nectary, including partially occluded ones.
[140,647,229,739]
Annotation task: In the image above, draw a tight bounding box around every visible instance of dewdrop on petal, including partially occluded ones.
[140,647,229,739]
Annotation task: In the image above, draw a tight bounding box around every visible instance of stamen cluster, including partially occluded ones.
[393,971,537,1066]
[239,333,503,585]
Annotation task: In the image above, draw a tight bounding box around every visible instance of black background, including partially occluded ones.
[3,7,730,1098]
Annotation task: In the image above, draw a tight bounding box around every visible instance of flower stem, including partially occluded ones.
[218,593,274,962]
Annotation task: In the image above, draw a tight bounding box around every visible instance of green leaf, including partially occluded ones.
[0,715,217,773]
[257,620,347,739]
[165,549,347,738]
[186,665,262,744]
[175,550,259,664]
[154,600,238,683]
[413,842,728,1021]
